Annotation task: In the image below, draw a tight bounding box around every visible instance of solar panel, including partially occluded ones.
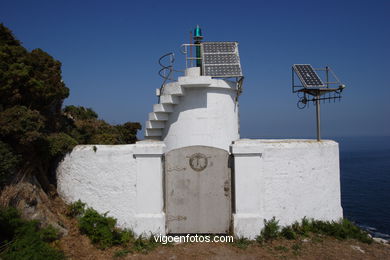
[293,64,324,87]
[201,42,243,77]
[203,54,238,64]
[203,42,236,53]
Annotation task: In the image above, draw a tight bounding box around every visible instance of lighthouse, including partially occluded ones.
[57,26,343,238]
[145,26,243,152]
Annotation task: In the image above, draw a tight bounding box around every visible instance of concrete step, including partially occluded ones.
[160,95,180,105]
[148,112,169,121]
[153,103,173,113]
[178,75,212,87]
[161,82,185,96]
[145,120,165,129]
[145,128,162,137]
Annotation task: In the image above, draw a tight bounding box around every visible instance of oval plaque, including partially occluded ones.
[189,153,208,172]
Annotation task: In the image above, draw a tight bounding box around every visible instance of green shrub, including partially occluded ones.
[119,230,135,245]
[281,226,297,240]
[63,105,98,121]
[40,225,60,242]
[46,132,77,158]
[78,207,134,249]
[0,141,20,187]
[255,217,372,244]
[67,200,86,217]
[309,219,372,244]
[0,207,64,260]
[256,217,280,243]
[291,217,311,237]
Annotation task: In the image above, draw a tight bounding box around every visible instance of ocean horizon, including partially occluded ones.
[244,135,390,239]
[335,135,390,239]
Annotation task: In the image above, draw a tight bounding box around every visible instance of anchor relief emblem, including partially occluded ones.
[189,153,208,172]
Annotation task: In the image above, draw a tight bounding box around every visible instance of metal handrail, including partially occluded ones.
[158,52,175,101]
[180,44,202,68]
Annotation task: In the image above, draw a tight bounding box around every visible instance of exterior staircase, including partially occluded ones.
[144,81,185,140]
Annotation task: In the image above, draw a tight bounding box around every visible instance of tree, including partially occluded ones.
[0,24,141,191]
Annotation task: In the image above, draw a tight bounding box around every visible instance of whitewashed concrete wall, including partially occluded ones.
[232,139,343,239]
[56,140,165,236]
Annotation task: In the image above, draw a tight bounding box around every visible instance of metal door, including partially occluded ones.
[165,146,231,234]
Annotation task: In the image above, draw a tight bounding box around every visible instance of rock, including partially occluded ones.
[0,180,68,237]
[350,245,365,253]
[373,237,389,244]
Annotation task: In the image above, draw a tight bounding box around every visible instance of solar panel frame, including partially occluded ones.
[201,42,243,78]
[293,64,324,88]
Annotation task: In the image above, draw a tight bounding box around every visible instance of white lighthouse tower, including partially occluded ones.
[144,26,243,152]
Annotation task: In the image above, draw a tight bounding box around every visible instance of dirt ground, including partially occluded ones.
[58,221,390,260]
[43,196,389,260]
[2,183,388,259]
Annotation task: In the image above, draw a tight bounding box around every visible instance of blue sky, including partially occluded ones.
[1,0,389,138]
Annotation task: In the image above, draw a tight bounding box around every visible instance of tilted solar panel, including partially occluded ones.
[201,42,243,77]
[293,64,324,87]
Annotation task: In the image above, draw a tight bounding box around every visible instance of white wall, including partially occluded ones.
[56,141,165,236]
[232,139,343,239]
[57,138,343,239]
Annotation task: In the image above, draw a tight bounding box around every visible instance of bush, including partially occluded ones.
[309,219,373,244]
[63,105,98,121]
[0,141,19,187]
[281,226,297,240]
[46,132,77,158]
[77,207,134,249]
[40,225,60,242]
[256,217,280,242]
[0,207,64,260]
[291,217,311,237]
[66,200,86,217]
[256,217,372,244]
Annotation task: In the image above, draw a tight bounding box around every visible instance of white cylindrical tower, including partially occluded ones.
[144,28,244,151]
[162,67,239,152]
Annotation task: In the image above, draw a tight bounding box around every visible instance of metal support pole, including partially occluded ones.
[325,66,329,88]
[316,92,321,141]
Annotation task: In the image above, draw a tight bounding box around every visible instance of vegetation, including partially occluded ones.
[79,208,134,249]
[67,201,134,249]
[255,217,373,244]
[67,201,162,254]
[66,199,86,217]
[132,236,159,253]
[256,217,281,243]
[0,207,64,260]
[0,23,142,258]
[0,23,141,192]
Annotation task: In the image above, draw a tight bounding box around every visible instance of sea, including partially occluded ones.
[333,136,390,239]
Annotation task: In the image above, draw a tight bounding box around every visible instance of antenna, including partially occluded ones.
[292,64,346,141]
